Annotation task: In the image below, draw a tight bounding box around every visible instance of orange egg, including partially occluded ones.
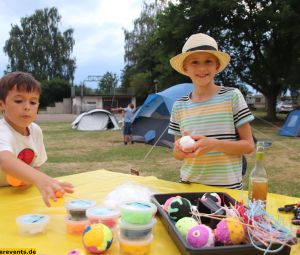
[6,175,25,187]
[55,190,64,198]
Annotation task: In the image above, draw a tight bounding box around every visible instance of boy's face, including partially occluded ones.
[183,52,220,86]
[0,86,39,135]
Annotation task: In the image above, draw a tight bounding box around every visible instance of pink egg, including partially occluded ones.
[186,224,215,248]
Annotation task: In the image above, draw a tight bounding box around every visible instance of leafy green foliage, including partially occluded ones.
[40,78,70,107]
[98,71,119,95]
[222,0,300,119]
[122,0,300,120]
[129,72,152,104]
[121,3,160,93]
[3,7,76,83]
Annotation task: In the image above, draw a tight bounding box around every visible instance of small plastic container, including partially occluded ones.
[65,216,89,235]
[118,234,153,255]
[86,207,120,228]
[16,214,49,235]
[65,199,96,220]
[120,201,157,225]
[119,218,156,240]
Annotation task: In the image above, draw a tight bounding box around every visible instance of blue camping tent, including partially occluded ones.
[278,109,300,137]
[132,83,194,147]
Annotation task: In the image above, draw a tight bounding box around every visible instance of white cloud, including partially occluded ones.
[0,0,145,87]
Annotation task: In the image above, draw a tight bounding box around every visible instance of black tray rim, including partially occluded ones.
[151,192,291,255]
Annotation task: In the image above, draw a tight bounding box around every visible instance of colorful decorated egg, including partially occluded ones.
[82,223,113,254]
[214,217,245,245]
[200,193,221,207]
[68,249,86,255]
[163,196,181,212]
[175,217,198,237]
[186,224,215,248]
[167,197,192,221]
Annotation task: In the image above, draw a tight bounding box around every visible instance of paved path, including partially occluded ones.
[35,114,77,123]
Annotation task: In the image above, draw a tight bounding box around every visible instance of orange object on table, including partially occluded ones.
[6,175,25,187]
[55,190,64,198]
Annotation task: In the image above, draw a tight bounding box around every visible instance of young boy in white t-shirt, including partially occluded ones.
[0,72,73,206]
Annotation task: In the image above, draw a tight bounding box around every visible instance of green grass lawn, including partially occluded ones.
[38,111,300,197]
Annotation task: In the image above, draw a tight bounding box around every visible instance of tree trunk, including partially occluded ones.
[265,93,277,121]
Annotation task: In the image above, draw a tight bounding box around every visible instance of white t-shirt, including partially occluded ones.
[0,118,47,186]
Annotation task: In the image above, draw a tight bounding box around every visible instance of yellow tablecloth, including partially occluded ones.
[0,169,299,255]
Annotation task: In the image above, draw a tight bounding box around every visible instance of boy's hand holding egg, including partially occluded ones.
[179,136,196,152]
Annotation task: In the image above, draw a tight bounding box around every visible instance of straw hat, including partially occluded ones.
[170,33,230,75]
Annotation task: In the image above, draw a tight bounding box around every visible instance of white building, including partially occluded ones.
[46,95,136,114]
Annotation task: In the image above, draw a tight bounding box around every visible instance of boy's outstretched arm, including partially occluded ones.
[0,151,73,207]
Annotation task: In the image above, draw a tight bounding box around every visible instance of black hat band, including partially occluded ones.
[186,45,217,52]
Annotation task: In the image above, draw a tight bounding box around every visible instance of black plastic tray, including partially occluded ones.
[151,192,291,255]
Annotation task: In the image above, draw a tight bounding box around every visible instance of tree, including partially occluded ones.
[40,78,70,108]
[222,0,300,119]
[129,72,152,104]
[122,2,162,96]
[98,72,119,95]
[123,0,300,119]
[3,7,76,82]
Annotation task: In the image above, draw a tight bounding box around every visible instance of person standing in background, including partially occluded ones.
[112,103,135,145]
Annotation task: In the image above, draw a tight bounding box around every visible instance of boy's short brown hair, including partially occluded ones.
[0,72,41,101]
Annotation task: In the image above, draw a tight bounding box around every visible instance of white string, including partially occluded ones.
[143,124,169,160]
[253,113,300,158]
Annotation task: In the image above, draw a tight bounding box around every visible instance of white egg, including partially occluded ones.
[179,136,196,149]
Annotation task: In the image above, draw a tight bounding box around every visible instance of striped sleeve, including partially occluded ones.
[168,101,181,136]
[232,89,254,128]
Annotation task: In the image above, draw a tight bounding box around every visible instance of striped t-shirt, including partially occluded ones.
[168,86,254,189]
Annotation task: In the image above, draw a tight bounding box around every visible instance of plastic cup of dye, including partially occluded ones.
[119,218,156,240]
[119,233,153,255]
[86,207,120,229]
[16,214,49,235]
[65,199,96,220]
[65,216,89,235]
[120,201,157,225]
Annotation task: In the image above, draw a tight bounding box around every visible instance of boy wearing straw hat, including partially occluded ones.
[168,33,255,189]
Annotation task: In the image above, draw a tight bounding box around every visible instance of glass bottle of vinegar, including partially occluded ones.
[248,141,268,205]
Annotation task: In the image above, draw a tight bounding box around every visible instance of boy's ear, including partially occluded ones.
[216,61,221,71]
[182,64,188,73]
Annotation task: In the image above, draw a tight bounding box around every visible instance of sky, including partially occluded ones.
[0,0,148,88]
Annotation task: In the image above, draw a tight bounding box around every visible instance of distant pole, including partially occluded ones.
[81,75,102,112]
[154,79,158,93]
[70,77,74,114]
[81,82,84,113]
